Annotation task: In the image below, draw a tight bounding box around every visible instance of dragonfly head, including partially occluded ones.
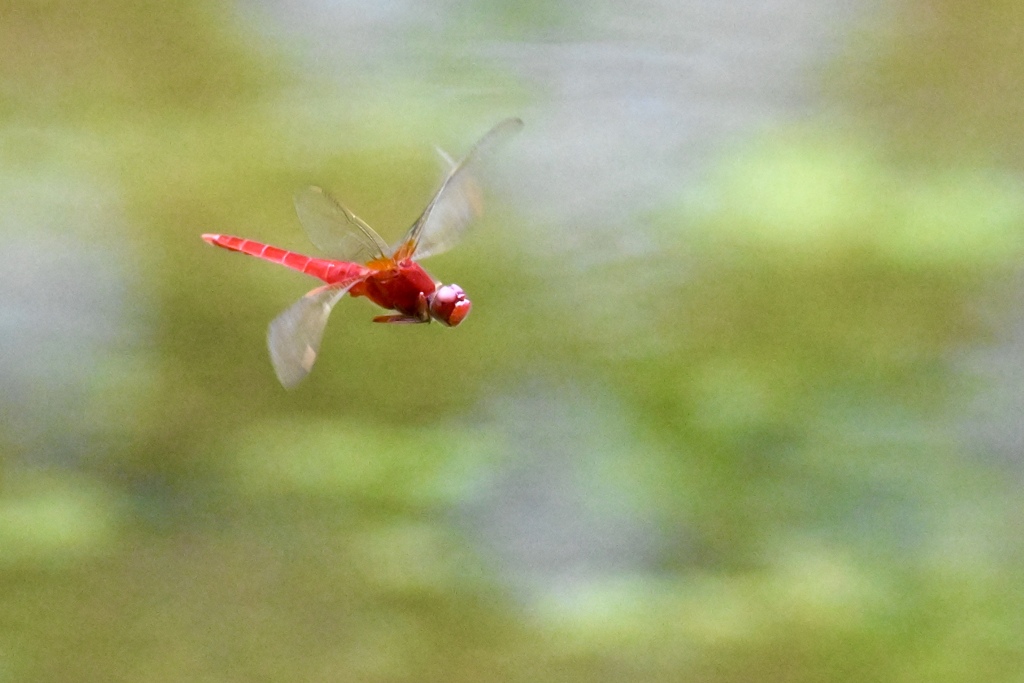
[428,284,472,327]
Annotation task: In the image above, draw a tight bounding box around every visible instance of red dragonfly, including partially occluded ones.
[203,117,522,388]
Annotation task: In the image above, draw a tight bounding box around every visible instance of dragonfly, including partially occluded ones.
[202,117,523,388]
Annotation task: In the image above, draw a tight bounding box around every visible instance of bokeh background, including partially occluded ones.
[3,0,1024,680]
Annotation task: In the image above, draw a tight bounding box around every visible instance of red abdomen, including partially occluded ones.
[201,234,367,284]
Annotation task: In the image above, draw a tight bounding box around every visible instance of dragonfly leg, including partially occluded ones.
[372,314,429,324]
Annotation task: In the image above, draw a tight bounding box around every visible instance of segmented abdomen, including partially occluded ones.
[201,234,367,284]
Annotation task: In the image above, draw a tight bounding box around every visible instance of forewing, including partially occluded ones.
[266,279,360,388]
[396,117,523,261]
[294,186,390,263]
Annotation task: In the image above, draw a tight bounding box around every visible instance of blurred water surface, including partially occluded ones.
[2,0,1024,681]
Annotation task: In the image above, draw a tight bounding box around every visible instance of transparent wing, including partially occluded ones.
[395,117,523,261]
[266,279,360,388]
[294,186,390,263]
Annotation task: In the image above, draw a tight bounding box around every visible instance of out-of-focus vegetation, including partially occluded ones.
[2,0,1024,681]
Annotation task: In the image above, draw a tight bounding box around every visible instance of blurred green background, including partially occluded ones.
[3,0,1024,680]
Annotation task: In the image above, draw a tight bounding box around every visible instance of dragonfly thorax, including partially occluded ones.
[428,284,471,327]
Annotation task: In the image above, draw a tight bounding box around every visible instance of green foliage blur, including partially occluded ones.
[2,0,1024,681]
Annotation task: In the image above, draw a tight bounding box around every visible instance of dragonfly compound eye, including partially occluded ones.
[430,284,471,326]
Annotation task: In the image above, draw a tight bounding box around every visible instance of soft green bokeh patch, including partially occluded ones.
[227,418,499,508]
[0,473,120,566]
[688,130,1024,267]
